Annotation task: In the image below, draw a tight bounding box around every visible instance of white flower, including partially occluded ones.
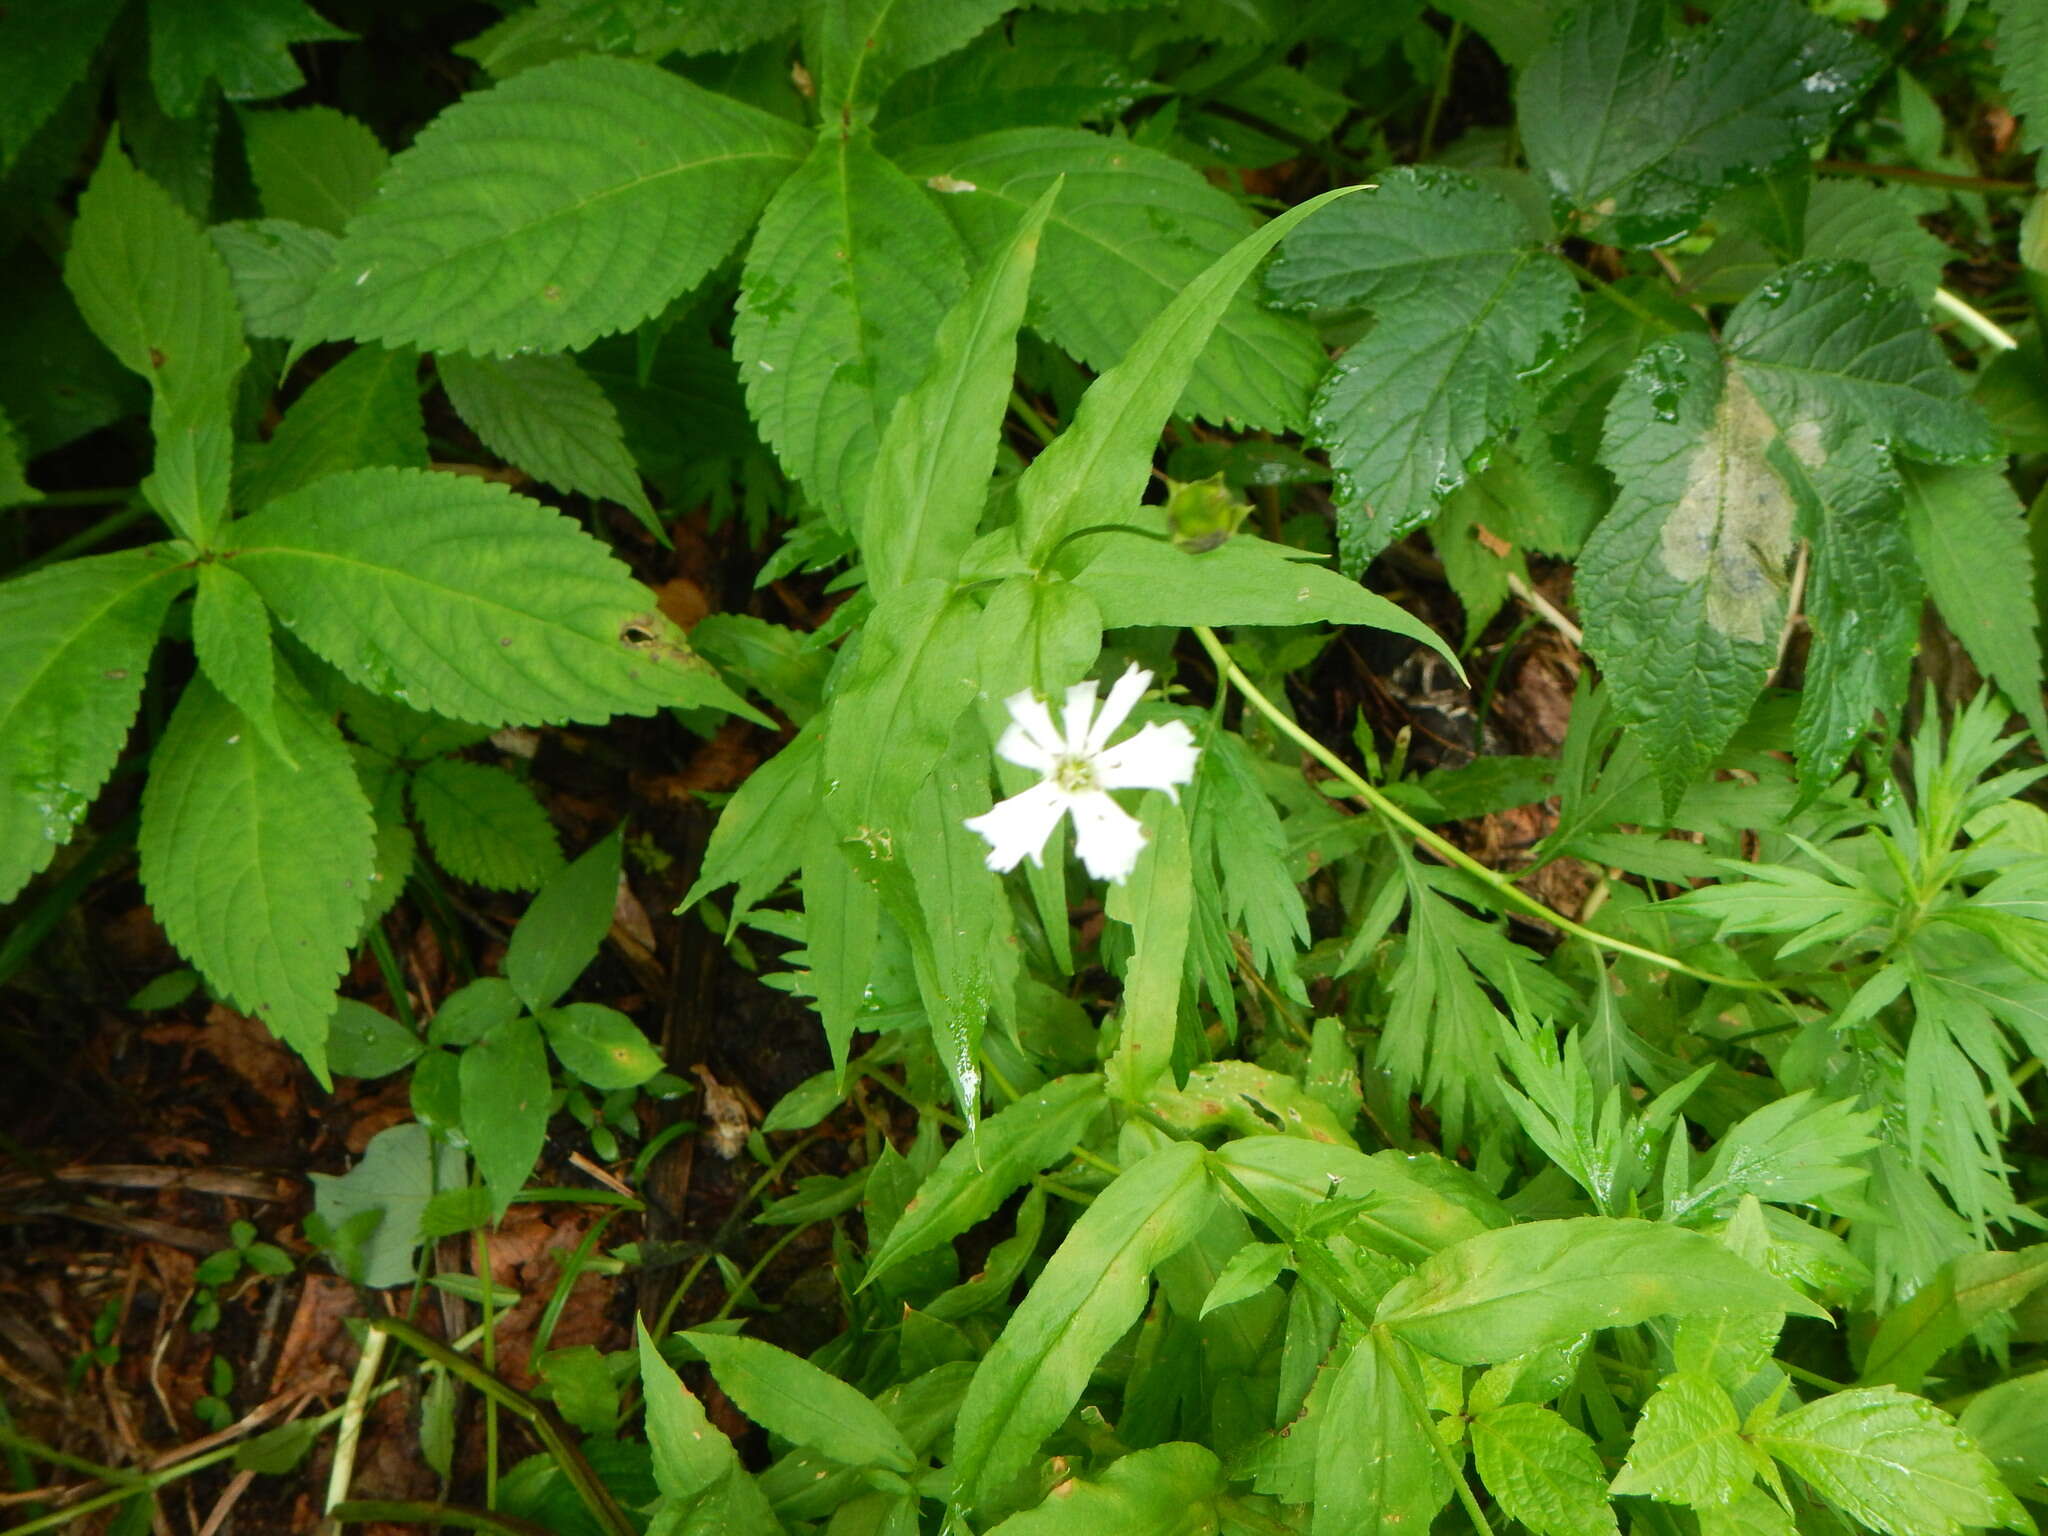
[963,664,1199,884]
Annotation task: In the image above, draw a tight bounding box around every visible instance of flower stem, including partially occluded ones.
[1191,625,1774,991]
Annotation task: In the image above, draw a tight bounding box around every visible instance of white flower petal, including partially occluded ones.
[1086,663,1153,754]
[998,690,1066,768]
[1094,720,1200,799]
[963,780,1071,872]
[1068,789,1148,883]
[1059,678,1100,751]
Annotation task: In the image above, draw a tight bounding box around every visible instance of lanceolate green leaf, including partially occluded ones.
[192,562,289,763]
[299,55,809,358]
[901,128,1332,440]
[1105,796,1192,1101]
[865,1074,1107,1289]
[1006,180,1360,565]
[735,130,967,521]
[861,180,1057,591]
[1212,1136,1502,1259]
[227,468,758,727]
[0,546,189,902]
[1266,168,1580,571]
[1518,0,1880,248]
[1759,1387,2028,1536]
[506,829,621,1012]
[1376,1217,1823,1366]
[438,350,657,532]
[1314,1330,1451,1536]
[138,676,375,1078]
[805,0,1009,112]
[680,724,821,922]
[952,1139,1212,1506]
[637,1320,780,1534]
[1859,1246,2048,1392]
[237,344,426,510]
[1901,462,2048,748]
[684,1329,915,1474]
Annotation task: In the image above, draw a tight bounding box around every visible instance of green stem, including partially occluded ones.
[1191,626,1774,991]
[331,1502,553,1535]
[711,1222,811,1321]
[1384,1332,1498,1536]
[1418,20,1463,160]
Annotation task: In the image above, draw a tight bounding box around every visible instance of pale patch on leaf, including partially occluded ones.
[1656,375,1797,646]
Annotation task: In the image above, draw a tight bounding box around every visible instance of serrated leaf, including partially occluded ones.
[734,131,965,522]
[681,724,820,922]
[227,467,757,727]
[299,55,807,358]
[1473,1402,1617,1536]
[0,0,122,171]
[308,1121,465,1286]
[1199,1241,1288,1318]
[1519,0,1880,248]
[991,1442,1226,1535]
[1266,167,1579,570]
[139,676,375,1076]
[507,828,620,1011]
[459,1013,551,1217]
[1211,1136,1501,1259]
[1990,0,2048,155]
[410,757,561,892]
[237,345,427,509]
[900,128,1329,437]
[539,1003,662,1090]
[1314,1330,1450,1536]
[637,1320,781,1533]
[805,0,1009,112]
[437,350,656,530]
[861,179,1054,590]
[801,815,884,1079]
[953,1139,1211,1506]
[1902,462,2048,748]
[210,219,339,340]
[1377,1217,1824,1366]
[1681,1090,1880,1219]
[1760,1386,2029,1536]
[1612,1371,1756,1508]
[1802,181,1950,308]
[865,1074,1106,1289]
[684,1329,914,1473]
[148,0,351,118]
[240,105,388,234]
[0,547,188,902]
[193,563,290,764]
[63,137,246,415]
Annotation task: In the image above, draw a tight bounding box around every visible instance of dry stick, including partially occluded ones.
[1504,572,1583,648]
[1192,626,1776,992]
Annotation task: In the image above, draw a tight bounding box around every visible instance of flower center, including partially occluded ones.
[1051,754,1099,795]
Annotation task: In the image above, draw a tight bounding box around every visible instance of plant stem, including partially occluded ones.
[1816,159,2033,194]
[1932,287,2021,351]
[1192,626,1775,991]
[1418,21,1464,160]
[331,1501,554,1534]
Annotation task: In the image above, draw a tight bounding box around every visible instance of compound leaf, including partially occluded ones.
[299,55,808,357]
[1267,167,1580,571]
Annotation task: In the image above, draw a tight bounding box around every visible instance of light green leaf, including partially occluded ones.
[1060,528,1454,665]
[1105,796,1191,1101]
[410,757,562,892]
[865,1074,1106,1289]
[1860,1246,2048,1392]
[1211,1136,1501,1259]
[148,0,351,118]
[1682,1091,1880,1219]
[1902,462,2048,748]
[1518,0,1880,247]
[540,1003,662,1090]
[989,1442,1226,1535]
[506,828,620,1011]
[953,1139,1211,1506]
[1990,0,2048,155]
[684,1329,914,1473]
[1200,1242,1288,1319]
[428,978,524,1049]
[680,724,820,923]
[437,350,656,530]
[143,391,234,546]
[806,0,1008,111]
[0,0,122,171]
[1760,1387,2029,1536]
[1472,1402,1617,1536]
[1377,1217,1824,1366]
[64,137,246,414]
[1612,1371,1756,1508]
[0,546,188,902]
[139,676,375,1076]
[240,104,388,234]
[735,130,965,521]
[326,999,425,1081]
[1958,1371,2048,1491]
[192,562,289,763]
[210,219,339,340]
[1803,181,1951,308]
[236,344,427,510]
[309,1121,465,1287]
[862,180,1055,590]
[637,1320,781,1533]
[1313,1330,1450,1536]
[459,1013,552,1217]
[802,815,883,1079]
[1266,167,1579,570]
[901,128,1332,445]
[227,468,757,726]
[299,55,808,357]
